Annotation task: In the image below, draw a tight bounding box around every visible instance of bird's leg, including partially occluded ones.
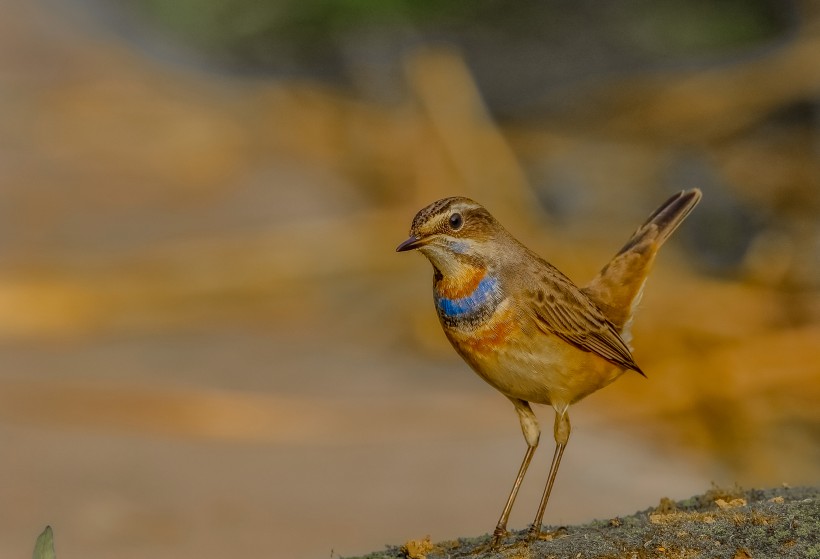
[528,407,570,540]
[491,446,535,547]
[491,399,540,548]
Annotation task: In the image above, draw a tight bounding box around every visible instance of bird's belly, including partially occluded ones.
[488,338,626,406]
[445,305,627,407]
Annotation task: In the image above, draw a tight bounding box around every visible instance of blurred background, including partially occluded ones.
[1,0,818,557]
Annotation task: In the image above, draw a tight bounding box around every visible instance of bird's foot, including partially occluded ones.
[526,523,541,542]
[527,525,568,542]
[489,526,508,550]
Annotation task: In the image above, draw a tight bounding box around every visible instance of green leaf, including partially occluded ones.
[32,526,56,559]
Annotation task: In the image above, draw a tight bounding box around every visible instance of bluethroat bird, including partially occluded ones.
[396,189,702,546]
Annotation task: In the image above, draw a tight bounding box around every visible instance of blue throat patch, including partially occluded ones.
[435,275,500,318]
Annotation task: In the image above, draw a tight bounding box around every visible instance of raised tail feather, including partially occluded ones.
[582,189,702,339]
[618,189,703,256]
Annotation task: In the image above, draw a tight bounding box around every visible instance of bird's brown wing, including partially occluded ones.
[526,264,644,375]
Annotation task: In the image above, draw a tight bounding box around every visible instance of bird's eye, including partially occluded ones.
[449,212,463,231]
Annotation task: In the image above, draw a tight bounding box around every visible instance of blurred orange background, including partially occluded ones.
[0,1,818,558]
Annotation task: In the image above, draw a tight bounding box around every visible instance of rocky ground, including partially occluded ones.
[356,486,819,559]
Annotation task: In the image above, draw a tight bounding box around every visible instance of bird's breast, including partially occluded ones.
[434,269,502,330]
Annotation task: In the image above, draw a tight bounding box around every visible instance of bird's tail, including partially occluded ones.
[582,189,702,339]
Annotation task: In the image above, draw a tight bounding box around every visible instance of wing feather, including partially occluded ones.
[528,267,643,375]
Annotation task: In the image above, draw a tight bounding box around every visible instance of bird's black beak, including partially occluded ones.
[396,235,424,252]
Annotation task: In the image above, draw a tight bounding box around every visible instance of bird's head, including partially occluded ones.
[396,197,501,276]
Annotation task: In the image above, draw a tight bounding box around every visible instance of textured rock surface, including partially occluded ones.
[356,486,819,559]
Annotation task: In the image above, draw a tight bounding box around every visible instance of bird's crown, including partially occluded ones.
[407,196,498,242]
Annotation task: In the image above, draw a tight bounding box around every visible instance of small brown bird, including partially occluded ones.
[397,189,702,546]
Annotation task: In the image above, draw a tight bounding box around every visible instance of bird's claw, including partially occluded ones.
[526,524,542,542]
[489,527,508,549]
